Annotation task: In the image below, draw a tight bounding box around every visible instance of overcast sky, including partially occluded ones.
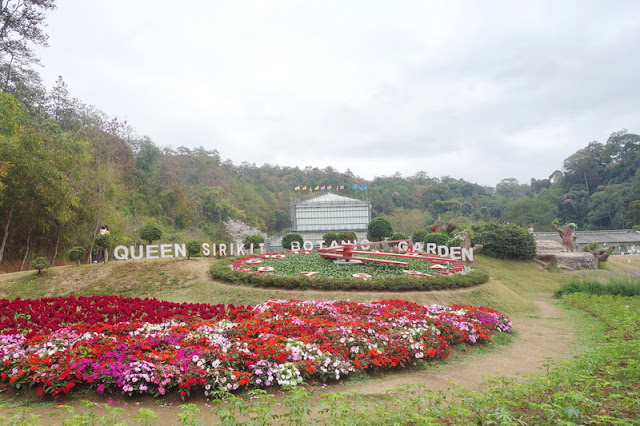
[35,1,640,187]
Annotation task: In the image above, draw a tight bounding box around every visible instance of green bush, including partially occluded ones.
[94,233,111,248]
[186,241,201,259]
[322,232,341,246]
[214,240,229,259]
[367,217,393,241]
[282,233,304,250]
[424,233,449,247]
[67,246,86,266]
[210,259,489,292]
[555,278,640,298]
[471,223,536,260]
[338,231,357,243]
[140,224,163,244]
[31,257,50,275]
[243,234,264,249]
[412,229,429,244]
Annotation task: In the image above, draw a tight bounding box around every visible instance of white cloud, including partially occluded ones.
[36,0,640,186]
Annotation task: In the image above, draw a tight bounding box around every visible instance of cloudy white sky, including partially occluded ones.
[36,1,640,186]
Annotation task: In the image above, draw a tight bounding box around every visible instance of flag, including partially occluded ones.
[315,186,320,190]
[339,185,345,190]
[321,186,326,190]
[352,185,358,189]
[302,186,307,191]
[295,186,300,191]
[309,186,312,192]
[360,185,368,191]
[327,185,332,190]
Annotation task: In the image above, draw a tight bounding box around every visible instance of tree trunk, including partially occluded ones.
[20,224,35,271]
[51,227,61,267]
[0,207,12,264]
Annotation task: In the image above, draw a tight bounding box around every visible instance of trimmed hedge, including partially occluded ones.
[209,258,489,291]
[471,223,536,260]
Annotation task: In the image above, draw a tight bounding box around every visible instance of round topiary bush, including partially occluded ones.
[186,241,201,259]
[31,257,50,275]
[323,231,340,246]
[140,224,163,244]
[424,233,449,247]
[338,231,357,243]
[471,223,536,260]
[243,235,265,250]
[412,229,429,244]
[282,233,304,250]
[67,246,86,266]
[367,217,393,241]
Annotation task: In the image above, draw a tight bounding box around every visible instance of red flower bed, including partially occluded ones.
[0,297,512,399]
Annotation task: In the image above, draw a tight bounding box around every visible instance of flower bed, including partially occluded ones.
[211,252,489,291]
[0,296,511,399]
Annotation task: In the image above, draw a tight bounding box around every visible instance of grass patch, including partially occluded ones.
[555,277,640,297]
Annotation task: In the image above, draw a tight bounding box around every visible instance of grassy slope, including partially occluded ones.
[0,255,575,316]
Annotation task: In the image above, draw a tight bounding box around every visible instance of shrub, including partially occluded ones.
[210,259,489,292]
[322,232,341,246]
[140,224,163,245]
[424,233,449,247]
[555,278,640,298]
[243,235,264,250]
[282,233,303,250]
[412,229,429,244]
[186,241,201,259]
[338,231,357,243]
[31,257,50,275]
[390,233,409,248]
[471,223,536,260]
[67,246,86,266]
[214,240,229,259]
[94,233,111,248]
[367,217,393,241]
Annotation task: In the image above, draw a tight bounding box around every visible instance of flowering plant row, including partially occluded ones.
[0,295,242,338]
[0,297,511,399]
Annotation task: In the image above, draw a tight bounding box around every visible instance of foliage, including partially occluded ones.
[282,233,303,250]
[30,257,49,275]
[210,256,489,291]
[139,224,163,245]
[554,277,640,297]
[0,297,510,399]
[67,246,86,266]
[93,233,111,248]
[243,234,264,249]
[471,223,536,260]
[185,240,201,259]
[423,232,449,246]
[367,216,393,241]
[214,240,228,259]
[338,230,357,243]
[411,229,429,243]
[322,231,340,245]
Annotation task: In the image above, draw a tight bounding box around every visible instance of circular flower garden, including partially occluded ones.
[0,295,512,399]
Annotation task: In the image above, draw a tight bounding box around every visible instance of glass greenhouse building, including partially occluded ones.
[290,193,372,232]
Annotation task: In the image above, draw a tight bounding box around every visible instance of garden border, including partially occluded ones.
[209,256,489,291]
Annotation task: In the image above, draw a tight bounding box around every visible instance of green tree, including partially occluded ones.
[140,224,163,244]
[30,256,50,275]
[504,198,557,228]
[367,217,393,241]
[322,231,340,246]
[338,231,357,243]
[243,234,264,249]
[471,223,536,260]
[274,210,291,231]
[185,241,201,259]
[412,229,429,244]
[282,233,303,250]
[67,246,86,266]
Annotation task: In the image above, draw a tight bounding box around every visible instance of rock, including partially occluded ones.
[535,240,567,254]
[534,239,597,270]
[455,231,471,250]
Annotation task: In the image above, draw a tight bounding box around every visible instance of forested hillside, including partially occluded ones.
[1,1,639,268]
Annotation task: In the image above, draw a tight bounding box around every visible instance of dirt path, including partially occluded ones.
[328,293,574,395]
